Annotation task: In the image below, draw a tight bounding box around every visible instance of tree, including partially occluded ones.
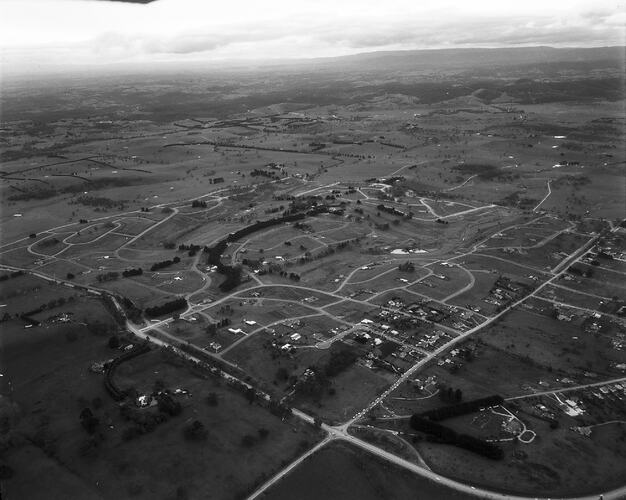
[66,272,75,280]
[80,408,99,434]
[157,393,181,416]
[206,392,219,406]
[258,428,270,439]
[241,434,256,447]
[184,420,208,441]
[438,384,448,401]
[276,367,289,382]
[175,486,189,500]
[0,465,14,480]
[108,335,121,349]
[455,389,463,402]
[245,387,256,405]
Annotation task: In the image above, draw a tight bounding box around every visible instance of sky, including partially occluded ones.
[0,0,624,74]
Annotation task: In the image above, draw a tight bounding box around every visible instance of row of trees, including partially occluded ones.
[250,169,279,179]
[377,203,410,218]
[438,386,463,403]
[122,268,143,277]
[179,243,202,257]
[145,297,187,318]
[204,210,320,292]
[103,344,151,401]
[410,415,503,460]
[0,270,24,282]
[150,256,181,272]
[419,395,503,421]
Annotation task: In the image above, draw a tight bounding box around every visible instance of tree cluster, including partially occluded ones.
[120,403,169,441]
[420,395,503,421]
[156,392,182,416]
[398,261,415,272]
[324,347,359,377]
[96,271,119,282]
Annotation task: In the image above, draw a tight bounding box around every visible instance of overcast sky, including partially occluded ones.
[1,0,624,74]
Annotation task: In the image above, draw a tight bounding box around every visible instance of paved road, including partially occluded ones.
[246,436,334,500]
[442,265,476,302]
[506,377,626,401]
[445,174,477,192]
[533,180,552,212]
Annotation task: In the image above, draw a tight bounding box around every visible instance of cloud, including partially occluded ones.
[1,0,624,72]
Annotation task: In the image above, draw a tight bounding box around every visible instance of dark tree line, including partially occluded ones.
[0,270,24,281]
[104,344,151,401]
[204,207,328,292]
[122,268,143,278]
[410,415,503,460]
[145,297,187,318]
[419,395,503,421]
[377,203,408,218]
[150,256,181,272]
[250,169,279,179]
[179,243,202,256]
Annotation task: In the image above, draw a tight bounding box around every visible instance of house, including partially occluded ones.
[136,395,153,407]
[290,333,302,342]
[244,320,257,326]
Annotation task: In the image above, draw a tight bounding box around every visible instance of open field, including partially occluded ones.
[264,441,475,500]
[1,295,322,500]
[476,306,626,377]
[413,420,626,498]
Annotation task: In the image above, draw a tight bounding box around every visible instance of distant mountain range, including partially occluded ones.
[273,46,626,73]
